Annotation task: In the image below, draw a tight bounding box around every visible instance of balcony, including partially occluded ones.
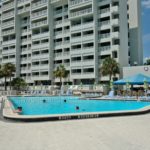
[21,38,31,44]
[71,60,82,67]
[99,20,110,30]
[32,0,47,10]
[54,42,62,49]
[2,39,16,45]
[71,21,93,32]
[71,59,94,67]
[32,43,49,50]
[2,49,16,55]
[31,65,40,70]
[18,7,30,14]
[99,20,110,26]
[17,0,30,6]
[32,32,49,40]
[32,54,49,59]
[99,33,110,42]
[2,29,15,36]
[54,52,62,58]
[31,10,47,20]
[70,0,92,7]
[63,40,70,47]
[99,46,111,55]
[82,59,94,66]
[98,0,110,6]
[99,8,110,14]
[64,63,70,69]
[32,20,47,28]
[51,0,60,3]
[2,21,14,29]
[71,72,95,79]
[63,19,70,26]
[32,64,49,70]
[21,57,31,64]
[2,2,14,11]
[99,8,110,18]
[71,48,81,55]
[112,45,119,51]
[63,29,70,35]
[21,67,31,73]
[54,31,63,38]
[2,11,14,20]
[112,32,119,39]
[54,20,63,26]
[111,19,119,26]
[111,6,119,13]
[21,29,31,35]
[82,34,94,42]
[71,37,81,43]
[2,58,16,64]
[21,48,31,54]
[70,8,92,18]
[54,9,62,17]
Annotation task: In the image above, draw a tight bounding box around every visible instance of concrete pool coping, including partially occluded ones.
[2,97,150,121]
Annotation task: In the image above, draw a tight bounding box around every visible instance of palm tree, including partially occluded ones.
[11,77,27,91]
[53,64,69,86]
[2,63,16,90]
[144,58,150,65]
[100,57,120,81]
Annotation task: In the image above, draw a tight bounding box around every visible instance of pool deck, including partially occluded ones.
[0,112,150,150]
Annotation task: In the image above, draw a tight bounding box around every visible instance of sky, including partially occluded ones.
[142,0,150,59]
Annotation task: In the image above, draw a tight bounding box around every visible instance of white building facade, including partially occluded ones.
[123,65,150,78]
[0,0,143,85]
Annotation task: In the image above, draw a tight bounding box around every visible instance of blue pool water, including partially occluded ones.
[9,96,150,115]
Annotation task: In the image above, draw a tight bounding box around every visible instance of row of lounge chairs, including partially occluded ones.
[102,90,150,101]
[81,93,102,98]
[21,90,48,95]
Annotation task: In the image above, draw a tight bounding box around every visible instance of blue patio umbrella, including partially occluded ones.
[113,74,150,85]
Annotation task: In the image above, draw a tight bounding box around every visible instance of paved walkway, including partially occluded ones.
[0,114,150,150]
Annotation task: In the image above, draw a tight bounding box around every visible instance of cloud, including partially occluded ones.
[142,0,150,9]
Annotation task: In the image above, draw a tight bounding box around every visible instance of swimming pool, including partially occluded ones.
[8,96,150,116]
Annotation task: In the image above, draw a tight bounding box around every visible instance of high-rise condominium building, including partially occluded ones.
[0,0,143,85]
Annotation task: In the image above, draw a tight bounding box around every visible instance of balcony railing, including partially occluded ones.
[2,11,14,19]
[99,20,110,26]
[32,10,47,18]
[70,0,91,6]
[2,29,15,35]
[99,33,110,39]
[99,8,110,14]
[18,7,30,14]
[2,2,14,10]
[32,0,47,9]
[18,0,30,5]
[2,20,14,27]
[32,20,47,28]
[70,8,92,18]
[99,46,111,51]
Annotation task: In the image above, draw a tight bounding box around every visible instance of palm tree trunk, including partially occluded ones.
[60,77,62,87]
[4,77,7,91]
[10,77,11,90]
[109,74,112,81]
